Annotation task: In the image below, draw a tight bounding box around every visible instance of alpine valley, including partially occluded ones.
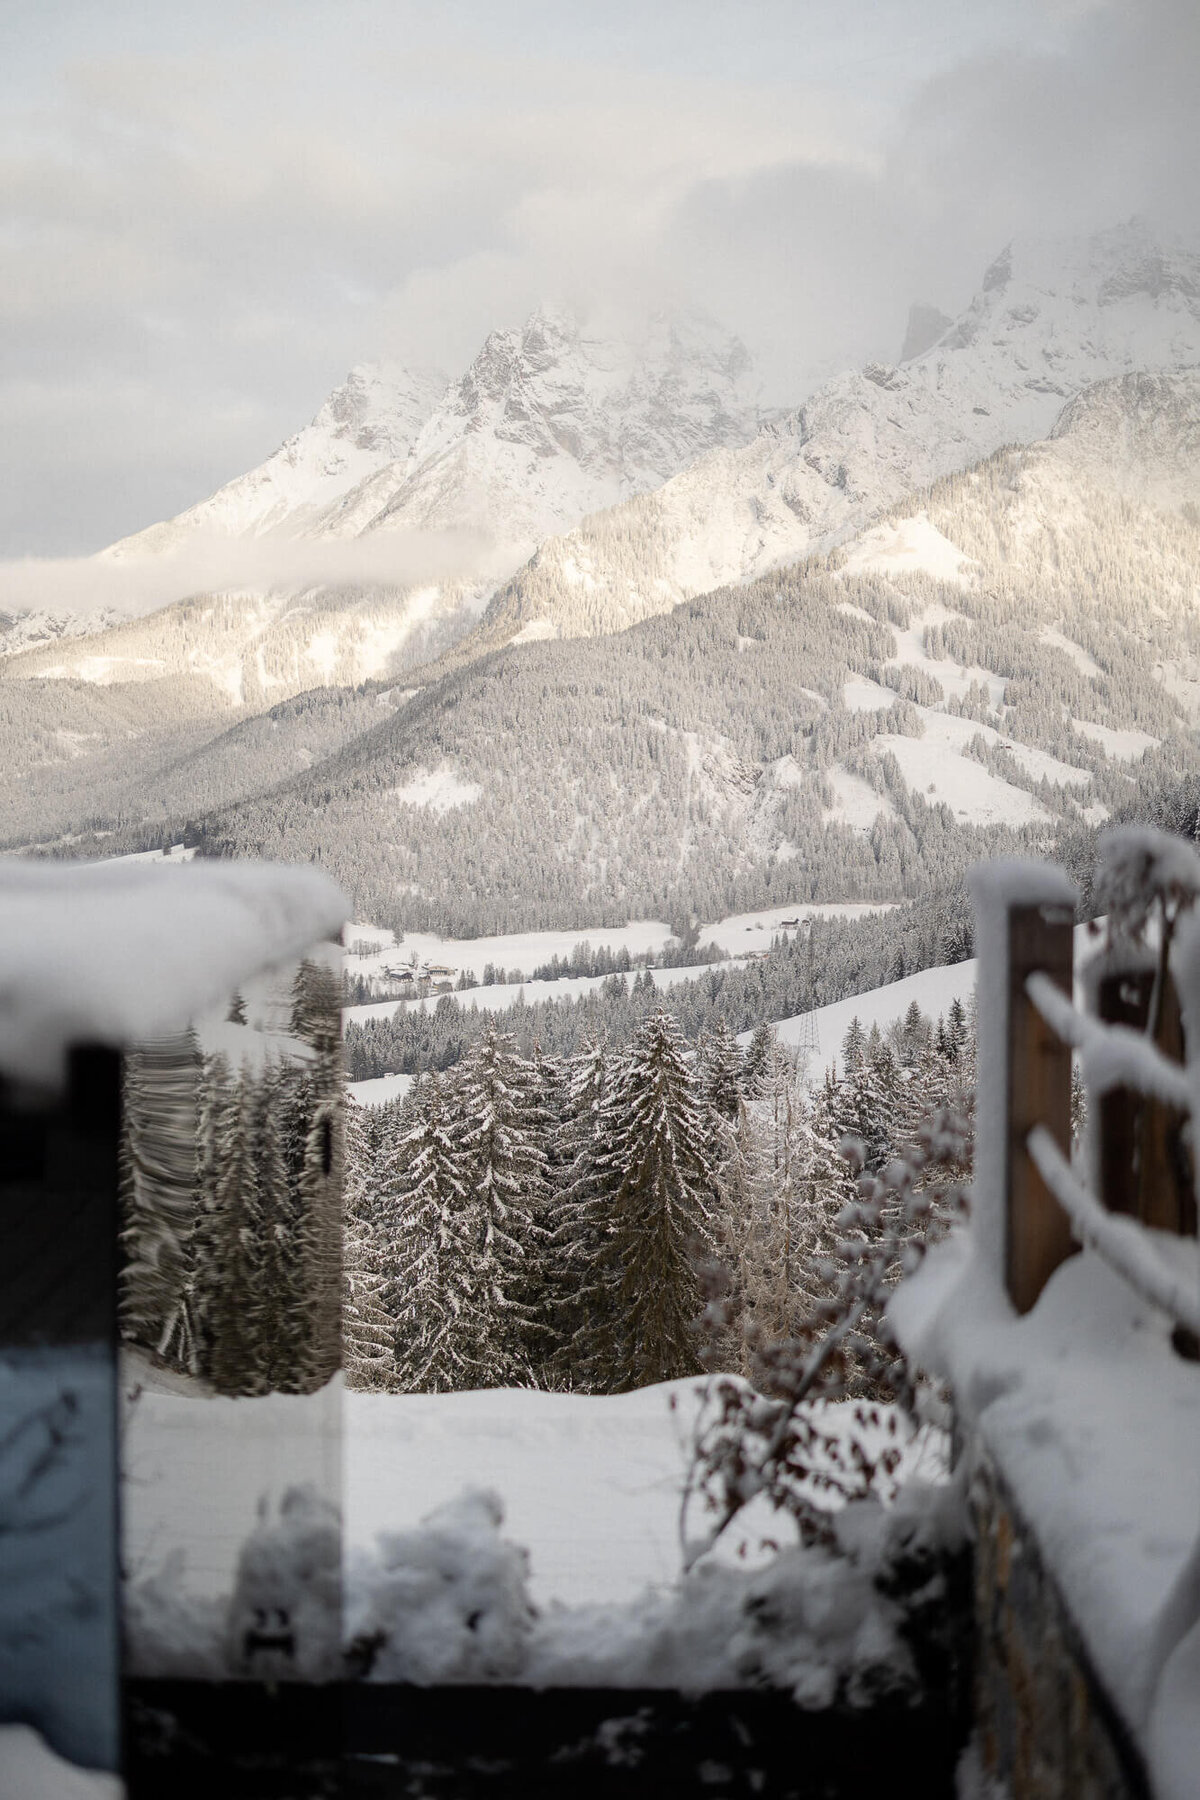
[4,220,1200,951]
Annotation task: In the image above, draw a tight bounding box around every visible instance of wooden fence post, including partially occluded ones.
[1094,964,1196,1236]
[1006,902,1076,1314]
[0,1044,123,1775]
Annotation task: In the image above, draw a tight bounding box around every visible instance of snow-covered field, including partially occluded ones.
[344,901,901,990]
[344,918,675,985]
[758,959,979,1074]
[121,1367,945,1612]
[347,1071,413,1108]
[343,958,707,1032]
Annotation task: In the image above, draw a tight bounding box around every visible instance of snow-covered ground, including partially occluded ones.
[343,901,897,996]
[0,1726,120,1799]
[343,918,675,986]
[343,959,706,1032]
[1072,718,1160,762]
[758,960,979,1074]
[121,1367,946,1613]
[347,1071,413,1108]
[697,901,896,954]
[894,1236,1200,1800]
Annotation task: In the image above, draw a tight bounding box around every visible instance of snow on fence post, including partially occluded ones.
[970,862,1078,1314]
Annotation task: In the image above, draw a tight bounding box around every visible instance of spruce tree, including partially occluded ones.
[385,1073,480,1390]
[207,1069,266,1395]
[342,1100,396,1390]
[550,1038,615,1384]
[454,1026,549,1384]
[251,1060,310,1391]
[118,1030,202,1373]
[698,1018,742,1127]
[585,1009,715,1391]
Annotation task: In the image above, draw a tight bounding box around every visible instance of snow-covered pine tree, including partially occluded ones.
[207,1066,266,1395]
[549,1037,615,1385]
[584,1009,716,1391]
[738,1036,836,1351]
[296,1086,343,1391]
[525,1041,569,1382]
[189,1049,233,1378]
[250,1059,311,1392]
[740,1020,776,1094]
[698,1018,742,1127]
[291,954,344,1391]
[342,1098,396,1390]
[118,1030,202,1373]
[710,1095,773,1372]
[453,1026,549,1385]
[385,1072,480,1390]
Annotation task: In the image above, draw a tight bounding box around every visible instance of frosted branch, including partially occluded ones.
[1025,973,1192,1110]
[1026,1125,1200,1337]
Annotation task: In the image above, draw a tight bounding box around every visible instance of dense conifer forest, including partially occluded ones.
[344,1003,975,1395]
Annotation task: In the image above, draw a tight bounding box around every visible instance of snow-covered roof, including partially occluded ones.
[0,859,346,1087]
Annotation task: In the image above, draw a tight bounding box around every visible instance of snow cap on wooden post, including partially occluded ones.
[969,860,1078,1311]
[0,858,347,1774]
[0,858,347,1090]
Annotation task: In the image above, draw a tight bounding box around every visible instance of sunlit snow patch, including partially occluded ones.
[509,617,558,644]
[840,512,978,587]
[1073,719,1160,762]
[823,766,895,832]
[392,766,482,813]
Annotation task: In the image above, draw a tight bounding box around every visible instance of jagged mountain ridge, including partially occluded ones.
[314,309,763,550]
[108,307,761,562]
[460,222,1200,653]
[172,369,1200,935]
[107,363,449,559]
[4,308,761,703]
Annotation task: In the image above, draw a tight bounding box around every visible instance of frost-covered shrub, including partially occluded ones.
[226,1486,343,1681]
[346,1489,536,1684]
[126,1484,343,1682]
[682,1100,971,1568]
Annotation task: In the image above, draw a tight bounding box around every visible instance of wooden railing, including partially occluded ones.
[974,865,1200,1357]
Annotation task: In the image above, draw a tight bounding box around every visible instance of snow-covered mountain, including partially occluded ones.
[310,308,762,552]
[184,366,1200,935]
[108,307,761,566]
[6,307,761,702]
[470,221,1200,649]
[108,363,449,558]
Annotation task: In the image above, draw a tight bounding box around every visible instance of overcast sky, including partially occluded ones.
[2,0,1196,556]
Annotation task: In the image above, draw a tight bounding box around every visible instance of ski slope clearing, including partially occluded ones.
[347,1072,413,1109]
[1072,719,1161,762]
[822,767,896,832]
[762,960,979,1075]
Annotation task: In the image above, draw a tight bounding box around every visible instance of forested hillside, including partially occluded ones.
[188,375,1200,935]
[7,371,1199,944]
[442,224,1200,657]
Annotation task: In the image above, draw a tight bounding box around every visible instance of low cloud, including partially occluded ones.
[1,1,1196,554]
[0,527,507,624]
